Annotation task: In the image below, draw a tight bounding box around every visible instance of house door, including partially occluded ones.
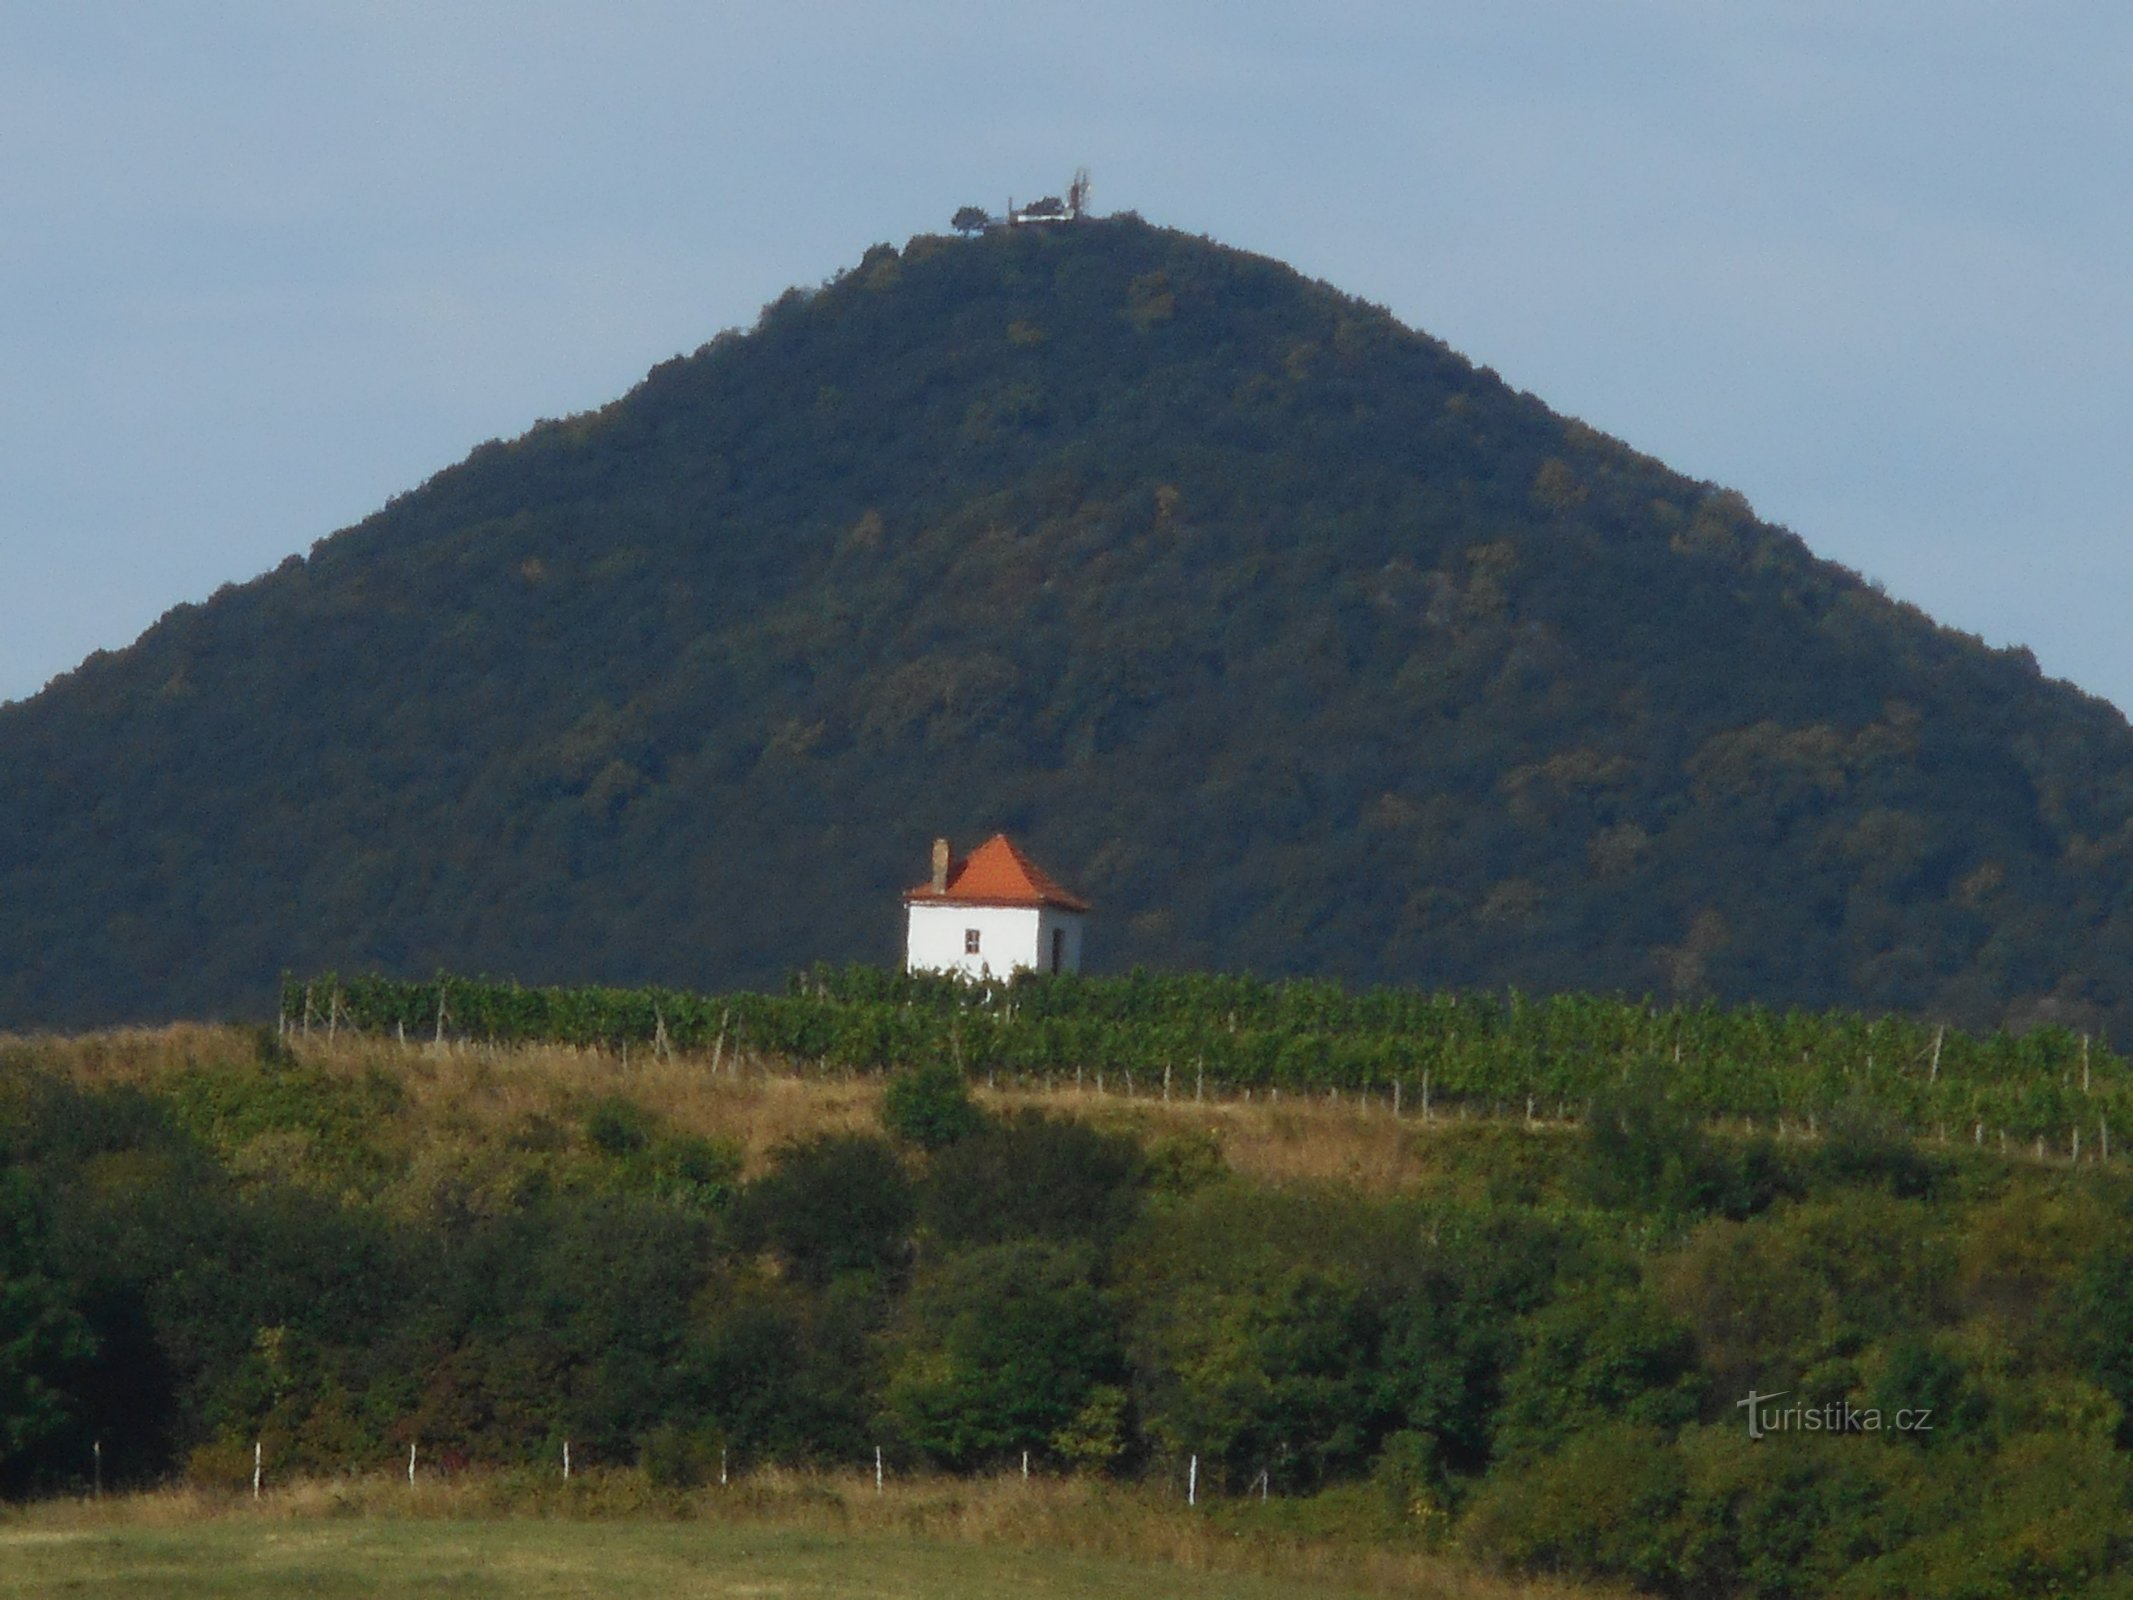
[1050,927,1065,974]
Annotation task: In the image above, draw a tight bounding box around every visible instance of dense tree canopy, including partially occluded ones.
[5,217,2133,1034]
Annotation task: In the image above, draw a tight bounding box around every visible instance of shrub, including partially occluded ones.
[920,1112,1143,1250]
[879,1241,1123,1470]
[731,1135,914,1287]
[881,1061,986,1150]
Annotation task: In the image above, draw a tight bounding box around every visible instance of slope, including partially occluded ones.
[4,216,2132,1031]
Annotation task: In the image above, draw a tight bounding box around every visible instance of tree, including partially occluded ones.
[0,1174,98,1492]
[921,1112,1142,1250]
[880,1241,1122,1468]
[951,206,989,235]
[731,1134,914,1287]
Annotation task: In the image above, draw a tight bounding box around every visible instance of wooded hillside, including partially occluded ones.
[4,217,2132,1031]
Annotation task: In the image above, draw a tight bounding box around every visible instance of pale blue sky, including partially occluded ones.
[4,3,2128,708]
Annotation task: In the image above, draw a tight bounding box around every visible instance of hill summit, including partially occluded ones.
[6,216,2133,1033]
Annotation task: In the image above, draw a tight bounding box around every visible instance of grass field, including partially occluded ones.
[0,1475,1612,1600]
[0,1518,1365,1600]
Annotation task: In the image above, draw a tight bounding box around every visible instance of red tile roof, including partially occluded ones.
[904,834,1091,912]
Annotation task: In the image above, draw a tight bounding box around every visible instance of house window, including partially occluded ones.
[965,928,981,954]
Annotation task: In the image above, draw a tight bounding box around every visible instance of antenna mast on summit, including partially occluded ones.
[1068,167,1092,219]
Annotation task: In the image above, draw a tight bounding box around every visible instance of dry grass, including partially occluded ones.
[3,1023,1577,1192]
[0,1471,1621,1600]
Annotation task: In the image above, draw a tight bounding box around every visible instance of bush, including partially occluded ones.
[1491,1284,1704,1464]
[881,1061,986,1150]
[879,1241,1123,1470]
[1459,1423,1686,1590]
[731,1135,914,1286]
[920,1112,1143,1250]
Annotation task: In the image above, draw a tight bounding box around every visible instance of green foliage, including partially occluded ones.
[9,1031,2133,1593]
[1491,1285,1704,1464]
[920,1111,1143,1251]
[585,1095,654,1155]
[881,1241,1123,1469]
[732,1134,914,1287]
[2067,1238,2133,1446]
[1581,1071,1794,1221]
[1459,1424,1688,1590]
[12,221,2133,1050]
[687,1277,878,1464]
[0,1173,98,1493]
[881,1060,986,1150]
[299,965,2133,1149]
[638,1420,725,1489]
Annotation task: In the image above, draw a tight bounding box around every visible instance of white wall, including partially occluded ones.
[1033,906,1084,975]
[906,902,1084,978]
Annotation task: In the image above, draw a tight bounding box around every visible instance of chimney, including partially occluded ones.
[931,837,951,893]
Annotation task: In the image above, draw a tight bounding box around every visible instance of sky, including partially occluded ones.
[3,3,2128,710]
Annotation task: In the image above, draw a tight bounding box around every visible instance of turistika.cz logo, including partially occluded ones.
[1736,1389,1933,1440]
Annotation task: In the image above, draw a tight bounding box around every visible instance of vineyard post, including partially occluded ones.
[2074,1127,2082,1162]
[302,982,314,1037]
[434,981,447,1046]
[875,1446,883,1494]
[1422,1072,1431,1121]
[712,1011,728,1076]
[1163,1063,1171,1101]
[563,1440,570,1479]
[327,988,338,1046]
[396,1018,406,1050]
[93,1439,101,1499]
[1393,1079,1401,1116]
[1195,1059,1204,1101]
[1930,1025,1943,1083]
[2083,1035,2092,1094]
[409,1442,417,1486]
[253,1439,261,1500]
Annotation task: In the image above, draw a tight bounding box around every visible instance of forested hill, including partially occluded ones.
[6,216,2133,1032]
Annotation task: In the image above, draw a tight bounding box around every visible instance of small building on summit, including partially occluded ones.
[904,834,1089,980]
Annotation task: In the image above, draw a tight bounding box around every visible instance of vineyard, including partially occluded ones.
[284,968,2130,1154]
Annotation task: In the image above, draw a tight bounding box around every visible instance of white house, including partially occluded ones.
[903,834,1089,979]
